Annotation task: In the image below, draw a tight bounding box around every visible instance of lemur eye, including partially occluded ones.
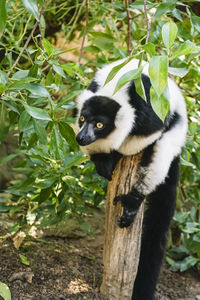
[80,115,85,122]
[96,122,104,129]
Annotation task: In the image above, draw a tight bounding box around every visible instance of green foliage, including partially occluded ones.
[167,207,200,272]
[0,282,11,300]
[0,0,199,271]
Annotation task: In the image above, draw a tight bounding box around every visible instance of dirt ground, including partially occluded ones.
[0,211,200,300]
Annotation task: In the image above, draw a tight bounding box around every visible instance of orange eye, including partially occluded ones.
[80,115,85,122]
[96,122,103,129]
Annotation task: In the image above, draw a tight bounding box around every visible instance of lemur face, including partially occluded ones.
[76,96,121,146]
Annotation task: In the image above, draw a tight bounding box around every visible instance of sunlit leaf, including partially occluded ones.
[19,254,30,266]
[0,282,11,300]
[134,76,147,101]
[143,43,156,57]
[104,57,134,86]
[23,103,52,121]
[149,56,168,97]
[43,38,54,56]
[162,21,178,50]
[113,66,143,94]
[22,0,39,21]
[171,40,199,60]
[150,85,170,122]
[168,67,189,78]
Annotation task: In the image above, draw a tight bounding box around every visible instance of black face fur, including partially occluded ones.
[76,96,121,146]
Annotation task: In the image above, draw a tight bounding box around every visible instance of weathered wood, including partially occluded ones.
[100,153,144,300]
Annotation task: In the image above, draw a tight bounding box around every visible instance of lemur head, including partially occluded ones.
[76,96,121,146]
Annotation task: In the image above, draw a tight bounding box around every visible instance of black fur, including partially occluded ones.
[164,112,180,132]
[132,157,179,300]
[114,188,144,227]
[91,151,122,181]
[87,80,99,93]
[128,75,164,136]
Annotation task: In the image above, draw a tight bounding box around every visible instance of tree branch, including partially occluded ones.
[8,4,45,76]
[78,0,89,63]
[143,0,150,44]
[125,0,131,54]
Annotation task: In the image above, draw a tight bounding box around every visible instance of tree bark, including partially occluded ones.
[100,153,144,300]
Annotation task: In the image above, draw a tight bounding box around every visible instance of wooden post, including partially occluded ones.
[100,153,144,300]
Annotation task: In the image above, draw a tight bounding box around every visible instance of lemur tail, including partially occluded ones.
[132,157,179,300]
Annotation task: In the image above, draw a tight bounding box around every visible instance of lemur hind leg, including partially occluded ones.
[132,157,179,300]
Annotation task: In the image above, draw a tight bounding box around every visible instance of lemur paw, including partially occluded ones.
[113,190,144,228]
[114,195,138,227]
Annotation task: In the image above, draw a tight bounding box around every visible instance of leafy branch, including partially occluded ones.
[8,3,46,76]
[78,0,89,63]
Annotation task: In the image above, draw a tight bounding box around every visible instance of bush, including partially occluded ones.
[0,0,199,270]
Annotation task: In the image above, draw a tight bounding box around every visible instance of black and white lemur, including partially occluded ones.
[75,59,188,300]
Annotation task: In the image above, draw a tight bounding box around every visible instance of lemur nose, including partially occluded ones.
[76,135,83,145]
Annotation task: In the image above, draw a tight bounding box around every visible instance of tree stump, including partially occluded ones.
[100,153,144,300]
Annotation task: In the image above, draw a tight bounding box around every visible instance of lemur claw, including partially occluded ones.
[113,193,143,228]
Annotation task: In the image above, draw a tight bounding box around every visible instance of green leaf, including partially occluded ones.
[0,282,11,300]
[23,103,52,121]
[83,45,100,53]
[0,70,8,85]
[28,64,38,78]
[0,83,7,94]
[12,70,29,80]
[191,15,200,33]
[113,66,143,94]
[150,85,170,122]
[22,0,39,21]
[49,127,63,160]
[58,121,79,151]
[143,43,156,57]
[54,47,77,57]
[10,82,51,99]
[168,67,189,78]
[43,38,54,56]
[0,0,7,37]
[179,256,199,272]
[104,57,134,86]
[19,110,31,131]
[19,254,30,266]
[52,65,66,78]
[0,102,9,142]
[129,1,154,10]
[63,152,88,169]
[171,40,199,60]
[162,21,178,50]
[134,76,147,102]
[155,1,177,18]
[45,69,54,85]
[0,153,18,166]
[33,119,47,144]
[89,32,116,43]
[149,56,168,97]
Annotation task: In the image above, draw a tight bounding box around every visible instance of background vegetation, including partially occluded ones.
[0,0,199,277]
